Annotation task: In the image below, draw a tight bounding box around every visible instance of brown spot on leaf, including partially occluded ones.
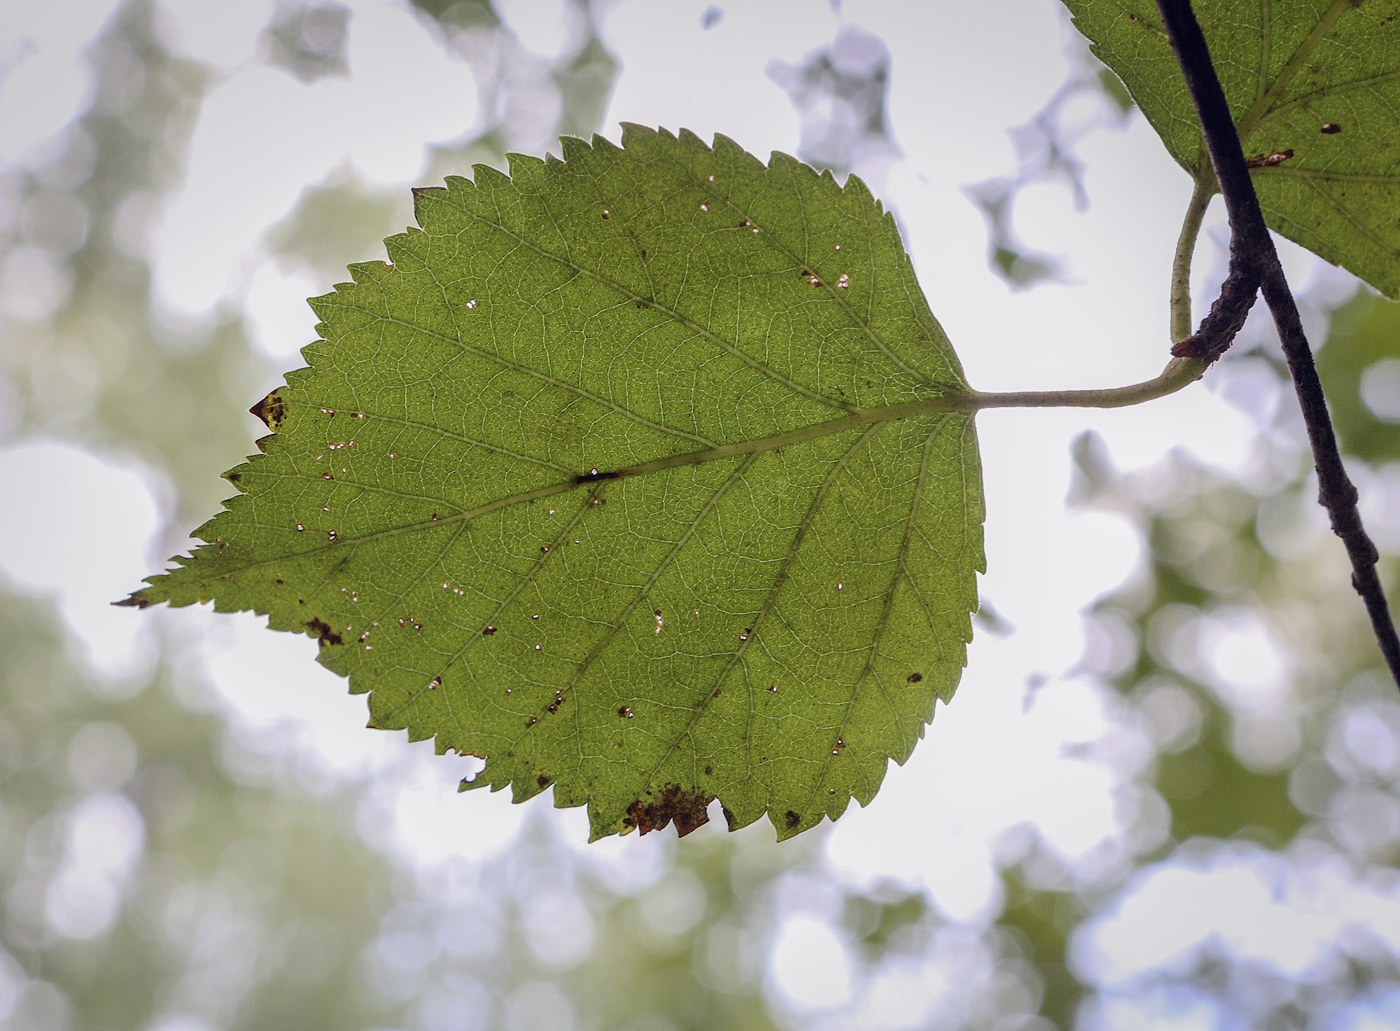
[624,783,713,837]
[575,469,620,484]
[226,472,241,483]
[785,810,801,829]
[1245,149,1294,168]
[1320,123,1342,134]
[704,765,712,775]
[537,774,550,788]
[906,672,923,683]
[305,617,344,647]
[249,391,286,431]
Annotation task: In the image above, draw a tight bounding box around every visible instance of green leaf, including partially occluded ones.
[1061,0,1400,298]
[123,126,984,841]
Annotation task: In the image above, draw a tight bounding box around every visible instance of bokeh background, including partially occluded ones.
[2,1,1400,1028]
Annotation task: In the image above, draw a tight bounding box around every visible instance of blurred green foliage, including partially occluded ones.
[1318,288,1400,465]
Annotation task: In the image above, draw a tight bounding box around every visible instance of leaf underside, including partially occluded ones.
[124,126,985,841]
[1063,0,1400,299]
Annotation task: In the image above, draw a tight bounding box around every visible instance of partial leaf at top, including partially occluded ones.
[121,126,984,841]
[1061,0,1400,298]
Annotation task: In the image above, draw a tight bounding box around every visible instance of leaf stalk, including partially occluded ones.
[962,356,1206,411]
[1170,174,1216,343]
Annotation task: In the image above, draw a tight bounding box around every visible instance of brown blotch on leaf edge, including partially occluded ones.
[113,591,150,609]
[624,783,714,837]
[537,774,551,789]
[305,617,344,647]
[249,391,286,431]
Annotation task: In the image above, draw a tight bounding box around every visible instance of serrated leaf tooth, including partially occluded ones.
[676,126,706,149]
[711,132,743,157]
[618,122,656,149]
[411,188,449,227]
[557,134,592,163]
[843,173,873,201]
[505,151,546,179]
[383,237,415,267]
[773,151,820,183]
[346,260,388,285]
[471,163,510,188]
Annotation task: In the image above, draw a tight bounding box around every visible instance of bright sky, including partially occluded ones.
[0,0,1386,1025]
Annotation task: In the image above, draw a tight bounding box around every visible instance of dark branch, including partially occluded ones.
[1159,0,1268,364]
[1156,0,1400,687]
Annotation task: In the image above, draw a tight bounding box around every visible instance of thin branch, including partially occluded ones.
[1155,0,1400,687]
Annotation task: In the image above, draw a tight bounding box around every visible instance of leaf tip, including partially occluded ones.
[249,390,286,432]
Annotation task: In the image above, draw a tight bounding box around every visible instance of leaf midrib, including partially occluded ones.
[164,395,970,592]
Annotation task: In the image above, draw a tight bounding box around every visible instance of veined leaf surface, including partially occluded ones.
[1062,0,1400,298]
[123,126,984,841]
